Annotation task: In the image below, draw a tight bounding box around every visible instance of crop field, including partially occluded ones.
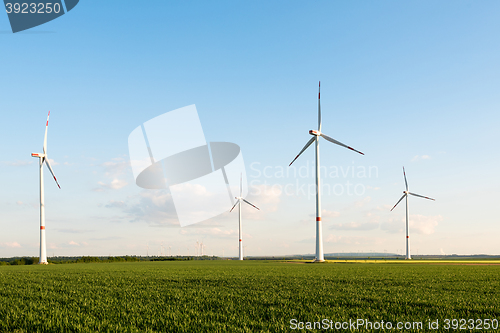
[1,260,499,332]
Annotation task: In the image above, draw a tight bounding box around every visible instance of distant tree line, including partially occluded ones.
[0,257,39,265]
[0,255,222,265]
[0,256,142,265]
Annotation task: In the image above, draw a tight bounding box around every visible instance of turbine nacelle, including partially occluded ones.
[230,197,260,212]
[309,130,320,136]
[31,153,45,158]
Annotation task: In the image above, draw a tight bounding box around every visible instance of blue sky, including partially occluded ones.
[1,1,499,257]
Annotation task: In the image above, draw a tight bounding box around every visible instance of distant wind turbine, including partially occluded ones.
[391,167,435,260]
[289,82,364,262]
[229,174,260,260]
[31,111,61,265]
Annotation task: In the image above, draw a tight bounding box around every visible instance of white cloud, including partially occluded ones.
[410,214,442,235]
[354,196,372,208]
[279,242,290,248]
[248,184,281,206]
[102,158,129,177]
[105,190,179,227]
[381,215,442,235]
[179,227,242,238]
[93,157,130,191]
[322,209,341,218]
[380,218,404,234]
[47,158,59,166]
[324,234,385,246]
[243,184,283,219]
[171,183,216,198]
[1,160,33,167]
[1,242,22,248]
[55,228,94,234]
[330,221,379,231]
[89,236,123,241]
[411,155,431,162]
[105,200,127,209]
[94,179,128,192]
[48,243,59,250]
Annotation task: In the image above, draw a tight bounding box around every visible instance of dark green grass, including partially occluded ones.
[0,261,499,332]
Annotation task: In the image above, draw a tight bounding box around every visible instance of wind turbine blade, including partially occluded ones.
[44,157,61,189]
[240,173,242,197]
[409,192,435,201]
[318,81,321,132]
[289,137,315,166]
[43,111,50,154]
[229,199,240,212]
[390,194,407,211]
[242,198,260,210]
[320,133,364,155]
[403,166,408,191]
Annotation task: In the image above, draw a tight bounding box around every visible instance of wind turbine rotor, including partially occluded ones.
[408,192,435,201]
[44,157,61,189]
[320,133,364,155]
[242,198,260,210]
[318,81,321,132]
[403,166,408,191]
[230,199,240,212]
[390,193,407,211]
[289,137,315,166]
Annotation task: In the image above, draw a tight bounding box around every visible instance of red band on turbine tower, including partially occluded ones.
[40,226,45,230]
[406,236,409,238]
[316,217,321,221]
[239,239,242,242]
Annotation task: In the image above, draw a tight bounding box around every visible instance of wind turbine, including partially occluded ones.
[31,111,61,265]
[229,174,260,260]
[390,167,435,260]
[289,82,364,262]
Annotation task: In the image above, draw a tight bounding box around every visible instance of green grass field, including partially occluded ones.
[1,261,499,332]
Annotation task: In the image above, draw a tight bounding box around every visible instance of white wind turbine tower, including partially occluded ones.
[391,167,435,260]
[31,111,61,265]
[229,174,260,260]
[289,82,364,262]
